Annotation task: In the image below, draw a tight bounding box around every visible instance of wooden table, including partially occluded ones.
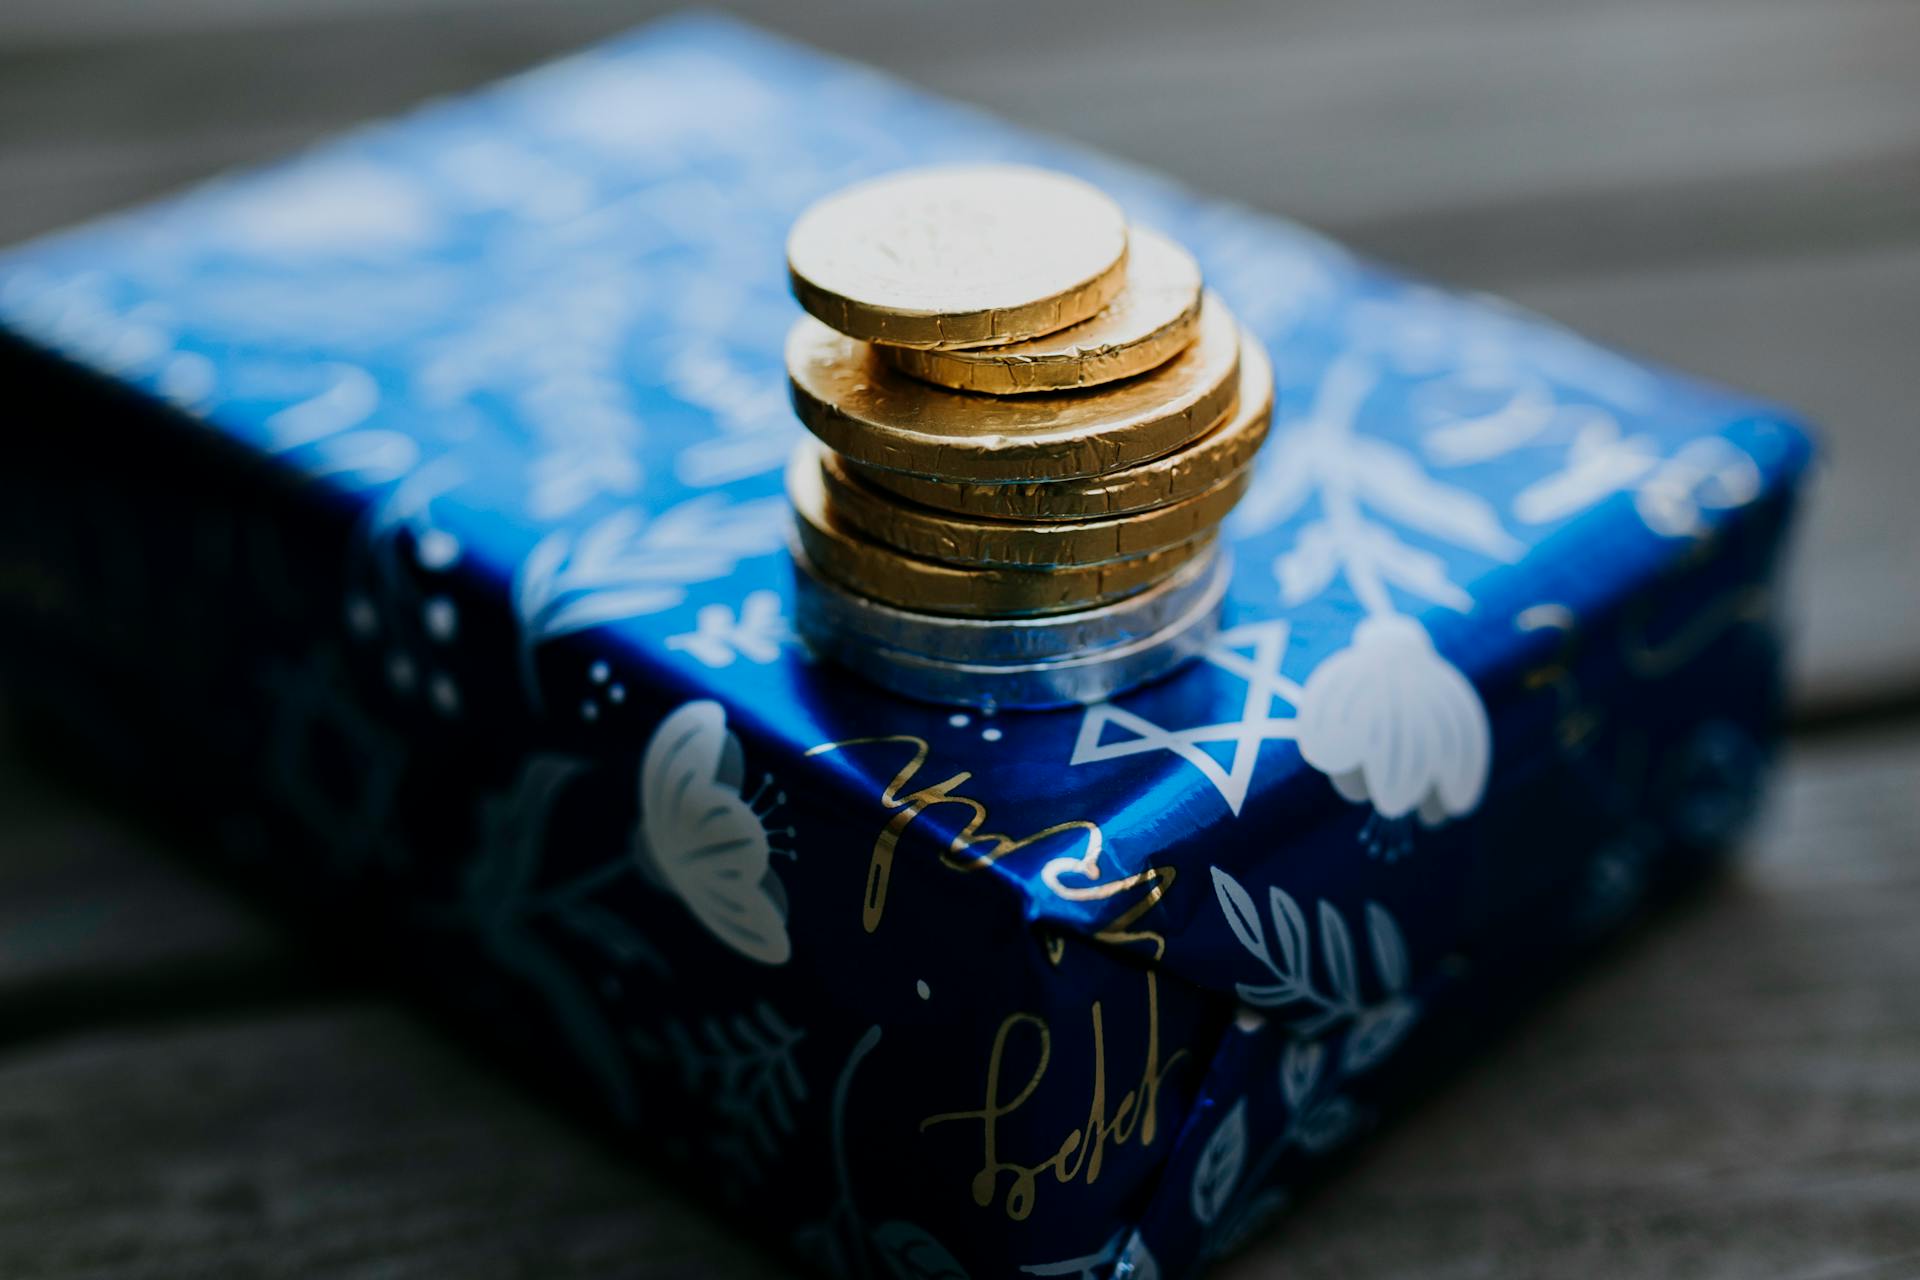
[2,2,1916,1275]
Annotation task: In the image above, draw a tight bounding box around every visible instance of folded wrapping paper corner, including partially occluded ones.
[0,11,1816,1279]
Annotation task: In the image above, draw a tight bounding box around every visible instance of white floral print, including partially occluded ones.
[636,700,791,965]
[1293,614,1491,823]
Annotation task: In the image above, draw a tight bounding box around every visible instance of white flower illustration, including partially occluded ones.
[1077,353,1506,838]
[635,700,791,965]
[1294,615,1489,823]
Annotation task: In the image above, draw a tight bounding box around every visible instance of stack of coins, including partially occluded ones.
[782,164,1273,709]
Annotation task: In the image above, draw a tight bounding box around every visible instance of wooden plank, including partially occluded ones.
[1221,725,1920,1279]
[0,1003,783,1279]
[1506,244,1920,719]
[879,0,1920,278]
[2,0,1917,281]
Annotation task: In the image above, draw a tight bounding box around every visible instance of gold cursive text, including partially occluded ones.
[920,969,1186,1221]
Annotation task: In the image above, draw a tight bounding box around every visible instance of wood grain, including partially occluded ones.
[5,0,1918,280]
[0,1004,784,1279]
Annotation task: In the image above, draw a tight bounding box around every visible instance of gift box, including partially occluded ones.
[0,14,1813,1278]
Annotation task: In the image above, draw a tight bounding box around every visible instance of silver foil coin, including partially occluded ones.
[793,545,1229,709]
[791,539,1225,664]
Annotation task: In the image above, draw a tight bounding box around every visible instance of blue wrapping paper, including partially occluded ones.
[0,14,1812,1278]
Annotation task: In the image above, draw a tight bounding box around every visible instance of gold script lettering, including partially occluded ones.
[806,734,1103,934]
[920,969,1186,1221]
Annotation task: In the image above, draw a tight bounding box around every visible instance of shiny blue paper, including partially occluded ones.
[0,14,1812,1278]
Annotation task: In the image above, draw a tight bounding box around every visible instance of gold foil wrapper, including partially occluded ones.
[786,164,1128,349]
[880,226,1202,393]
[778,165,1267,701]
[787,443,1210,616]
[786,294,1243,483]
[818,441,1252,568]
[859,337,1273,520]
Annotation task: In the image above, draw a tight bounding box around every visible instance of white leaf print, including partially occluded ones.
[1418,376,1559,466]
[1190,1098,1248,1226]
[263,361,379,449]
[1342,997,1419,1074]
[1268,886,1309,983]
[1635,436,1764,537]
[1295,1097,1358,1154]
[1513,417,1660,525]
[1211,867,1271,971]
[541,585,686,639]
[1318,900,1359,1007]
[666,590,789,669]
[307,430,420,486]
[1234,982,1293,1007]
[1349,435,1523,561]
[1365,902,1409,994]
[572,508,644,574]
[658,1003,808,1169]
[530,444,642,520]
[1275,520,1341,606]
[1279,1038,1323,1110]
[1232,355,1520,628]
[1228,421,1319,536]
[517,530,568,608]
[1360,523,1474,612]
[515,495,788,671]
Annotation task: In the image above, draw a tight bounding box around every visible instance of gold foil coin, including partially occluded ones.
[818,442,1253,569]
[881,226,1203,394]
[786,292,1243,483]
[856,335,1274,520]
[787,164,1129,349]
[787,443,1209,616]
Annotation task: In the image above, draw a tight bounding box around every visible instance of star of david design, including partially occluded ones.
[1069,619,1304,816]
